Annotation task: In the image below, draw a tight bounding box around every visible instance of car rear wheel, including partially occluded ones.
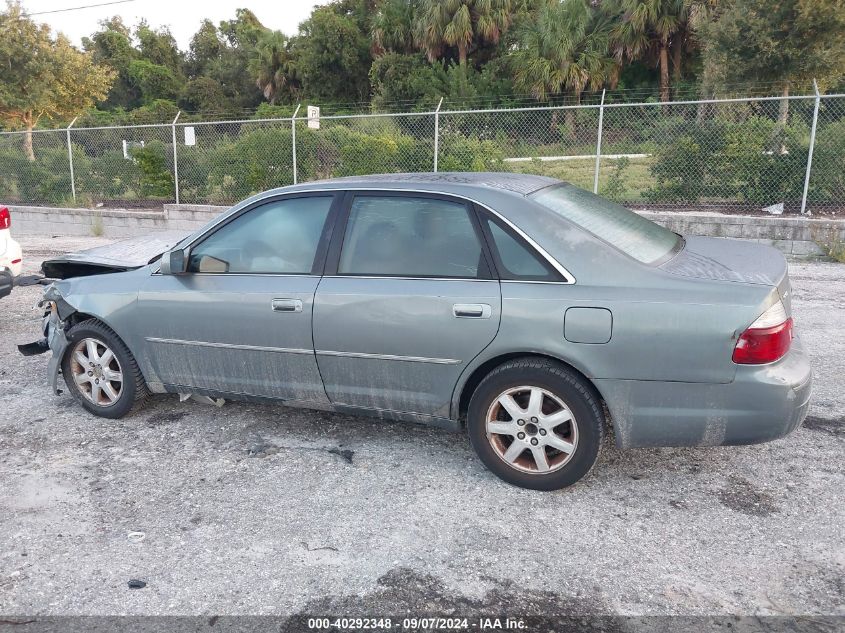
[467,358,604,490]
[61,320,149,418]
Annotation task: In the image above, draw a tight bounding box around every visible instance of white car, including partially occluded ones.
[0,207,22,277]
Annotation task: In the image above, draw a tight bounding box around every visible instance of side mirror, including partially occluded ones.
[160,248,188,275]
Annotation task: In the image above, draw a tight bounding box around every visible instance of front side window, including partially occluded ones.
[338,196,486,278]
[188,196,333,274]
[530,184,682,265]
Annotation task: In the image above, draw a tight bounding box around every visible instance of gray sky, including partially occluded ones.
[23,0,327,48]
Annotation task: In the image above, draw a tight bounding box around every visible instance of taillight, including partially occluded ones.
[732,301,793,364]
[0,207,9,230]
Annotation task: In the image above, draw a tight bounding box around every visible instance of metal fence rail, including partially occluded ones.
[1,89,843,215]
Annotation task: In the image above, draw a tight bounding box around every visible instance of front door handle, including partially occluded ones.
[271,298,303,313]
[453,303,492,319]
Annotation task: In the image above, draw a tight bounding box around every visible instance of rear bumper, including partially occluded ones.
[596,337,813,449]
[0,235,22,277]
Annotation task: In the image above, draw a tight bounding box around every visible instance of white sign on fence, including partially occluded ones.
[122,139,144,159]
[184,126,196,146]
[307,105,320,130]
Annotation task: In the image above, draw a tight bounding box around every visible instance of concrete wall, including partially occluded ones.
[5,202,844,257]
[638,210,844,257]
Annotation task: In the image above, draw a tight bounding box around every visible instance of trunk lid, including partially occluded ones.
[661,236,791,312]
[42,230,191,279]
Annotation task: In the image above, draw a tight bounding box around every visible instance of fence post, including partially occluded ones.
[171,111,181,205]
[291,104,301,184]
[433,97,443,172]
[66,116,78,204]
[593,89,606,194]
[800,80,820,216]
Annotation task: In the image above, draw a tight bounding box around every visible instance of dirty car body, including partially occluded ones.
[22,173,812,490]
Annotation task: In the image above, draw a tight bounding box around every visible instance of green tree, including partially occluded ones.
[128,59,180,103]
[295,7,372,103]
[180,77,230,115]
[249,30,297,104]
[212,9,267,110]
[372,0,419,55]
[135,20,183,73]
[416,0,513,67]
[186,19,222,77]
[701,0,845,123]
[82,16,139,109]
[510,0,617,132]
[369,52,443,109]
[611,0,688,102]
[0,2,114,160]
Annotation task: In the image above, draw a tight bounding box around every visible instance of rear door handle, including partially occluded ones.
[453,303,492,319]
[271,298,303,313]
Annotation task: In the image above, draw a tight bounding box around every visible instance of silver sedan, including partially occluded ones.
[21,173,812,490]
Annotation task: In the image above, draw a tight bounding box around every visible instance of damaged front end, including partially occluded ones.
[18,284,76,395]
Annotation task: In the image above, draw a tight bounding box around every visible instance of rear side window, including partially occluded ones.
[338,196,487,278]
[188,196,333,274]
[530,185,681,264]
[482,216,559,281]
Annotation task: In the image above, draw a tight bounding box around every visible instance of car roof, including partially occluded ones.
[284,172,562,197]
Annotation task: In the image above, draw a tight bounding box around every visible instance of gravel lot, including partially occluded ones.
[1,235,843,617]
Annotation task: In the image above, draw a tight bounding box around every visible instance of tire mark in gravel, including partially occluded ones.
[718,476,780,517]
[279,567,618,630]
[801,416,845,437]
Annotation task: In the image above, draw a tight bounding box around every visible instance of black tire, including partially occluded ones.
[61,319,150,419]
[467,357,604,491]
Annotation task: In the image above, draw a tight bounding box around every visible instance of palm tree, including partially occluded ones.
[249,30,296,104]
[372,0,419,55]
[416,0,513,67]
[611,0,688,102]
[510,0,618,134]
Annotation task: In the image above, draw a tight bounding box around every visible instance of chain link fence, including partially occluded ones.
[1,91,843,215]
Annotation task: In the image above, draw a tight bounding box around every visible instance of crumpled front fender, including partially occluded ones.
[46,310,70,395]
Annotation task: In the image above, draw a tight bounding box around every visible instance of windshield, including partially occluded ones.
[530,184,682,265]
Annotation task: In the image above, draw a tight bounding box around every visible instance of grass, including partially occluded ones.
[506,155,655,202]
[90,211,104,237]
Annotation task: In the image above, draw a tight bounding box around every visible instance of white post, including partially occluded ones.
[291,104,301,184]
[433,97,443,173]
[593,89,606,194]
[800,80,820,216]
[171,111,181,204]
[66,116,78,204]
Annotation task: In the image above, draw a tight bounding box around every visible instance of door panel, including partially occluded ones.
[313,277,500,416]
[138,274,327,402]
[312,192,501,417]
[133,193,338,402]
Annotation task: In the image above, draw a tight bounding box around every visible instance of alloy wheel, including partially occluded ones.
[485,385,579,474]
[69,337,124,407]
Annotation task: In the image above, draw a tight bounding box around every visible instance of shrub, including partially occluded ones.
[438,132,504,171]
[130,141,174,198]
[645,117,809,207]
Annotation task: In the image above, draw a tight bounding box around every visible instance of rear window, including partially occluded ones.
[530,185,681,264]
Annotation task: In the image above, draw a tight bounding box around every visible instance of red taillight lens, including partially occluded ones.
[733,317,793,364]
[0,207,9,230]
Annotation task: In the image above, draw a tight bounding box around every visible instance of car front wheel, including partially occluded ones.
[467,358,604,490]
[61,320,149,418]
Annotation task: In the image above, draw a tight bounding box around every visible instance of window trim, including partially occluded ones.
[324,190,496,281]
[474,205,564,283]
[183,192,343,277]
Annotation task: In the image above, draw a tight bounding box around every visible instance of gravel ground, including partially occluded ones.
[0,235,843,617]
